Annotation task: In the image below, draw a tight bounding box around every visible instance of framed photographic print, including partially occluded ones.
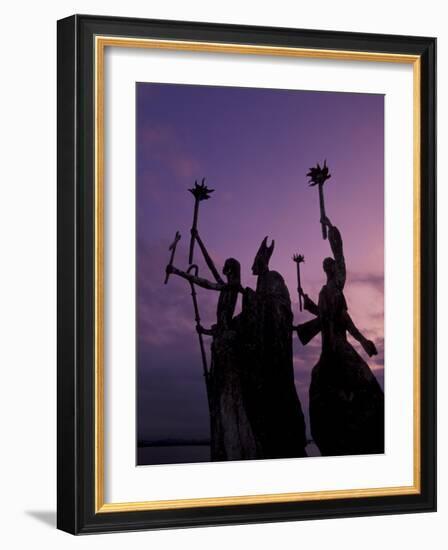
[57,14,436,534]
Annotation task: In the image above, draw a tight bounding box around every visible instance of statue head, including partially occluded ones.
[223,257,241,283]
[323,257,336,279]
[252,237,275,276]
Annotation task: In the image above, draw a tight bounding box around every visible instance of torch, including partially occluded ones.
[292,253,305,311]
[188,178,214,265]
[306,160,331,239]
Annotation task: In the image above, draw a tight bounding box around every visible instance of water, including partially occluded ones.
[137,442,320,466]
[138,445,211,466]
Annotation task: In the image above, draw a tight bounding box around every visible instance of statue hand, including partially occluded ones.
[362,339,378,357]
[320,215,332,228]
[303,294,313,312]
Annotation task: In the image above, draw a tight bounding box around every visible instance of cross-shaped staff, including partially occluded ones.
[164,231,181,284]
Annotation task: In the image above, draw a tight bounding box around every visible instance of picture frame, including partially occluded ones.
[57,14,436,534]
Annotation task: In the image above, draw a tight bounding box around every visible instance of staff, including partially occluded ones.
[186,264,211,409]
[188,178,214,264]
[164,231,181,284]
[292,253,305,311]
[307,160,331,239]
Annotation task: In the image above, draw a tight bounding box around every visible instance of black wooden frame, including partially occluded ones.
[57,14,436,534]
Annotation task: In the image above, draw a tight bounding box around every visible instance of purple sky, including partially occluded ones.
[136,83,384,455]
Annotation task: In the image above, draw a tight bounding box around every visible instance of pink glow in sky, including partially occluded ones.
[136,83,384,452]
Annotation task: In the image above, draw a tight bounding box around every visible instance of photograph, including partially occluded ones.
[136,82,385,466]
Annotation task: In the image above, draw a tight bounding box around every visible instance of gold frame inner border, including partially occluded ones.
[94,35,421,514]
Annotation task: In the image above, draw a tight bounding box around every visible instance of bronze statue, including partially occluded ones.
[240,237,308,459]
[166,228,242,335]
[296,215,384,456]
[165,230,308,460]
[307,160,331,240]
[166,227,259,461]
[163,168,384,463]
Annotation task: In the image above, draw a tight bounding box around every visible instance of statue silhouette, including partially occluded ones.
[166,229,242,335]
[166,229,260,461]
[240,237,307,459]
[296,216,384,456]
[166,233,308,460]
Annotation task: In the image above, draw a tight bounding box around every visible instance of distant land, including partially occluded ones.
[138,438,317,448]
[138,438,211,448]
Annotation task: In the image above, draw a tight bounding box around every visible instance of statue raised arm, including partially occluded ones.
[191,228,224,285]
[322,215,346,290]
[295,215,384,456]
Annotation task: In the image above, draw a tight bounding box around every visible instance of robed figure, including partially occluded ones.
[241,237,308,459]
[166,229,260,461]
[167,233,308,460]
[297,216,384,456]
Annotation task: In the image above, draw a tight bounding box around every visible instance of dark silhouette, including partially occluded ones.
[166,230,260,461]
[240,237,308,458]
[292,253,305,311]
[167,229,242,336]
[188,178,214,265]
[307,161,331,240]
[164,231,181,285]
[164,173,383,463]
[166,232,308,461]
[296,216,384,456]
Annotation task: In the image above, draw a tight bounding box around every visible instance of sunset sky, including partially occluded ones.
[136,82,384,461]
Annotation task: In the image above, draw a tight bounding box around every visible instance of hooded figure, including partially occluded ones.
[240,237,308,459]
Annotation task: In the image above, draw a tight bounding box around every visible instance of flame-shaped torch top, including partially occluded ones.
[189,178,214,201]
[292,254,305,264]
[306,160,331,187]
